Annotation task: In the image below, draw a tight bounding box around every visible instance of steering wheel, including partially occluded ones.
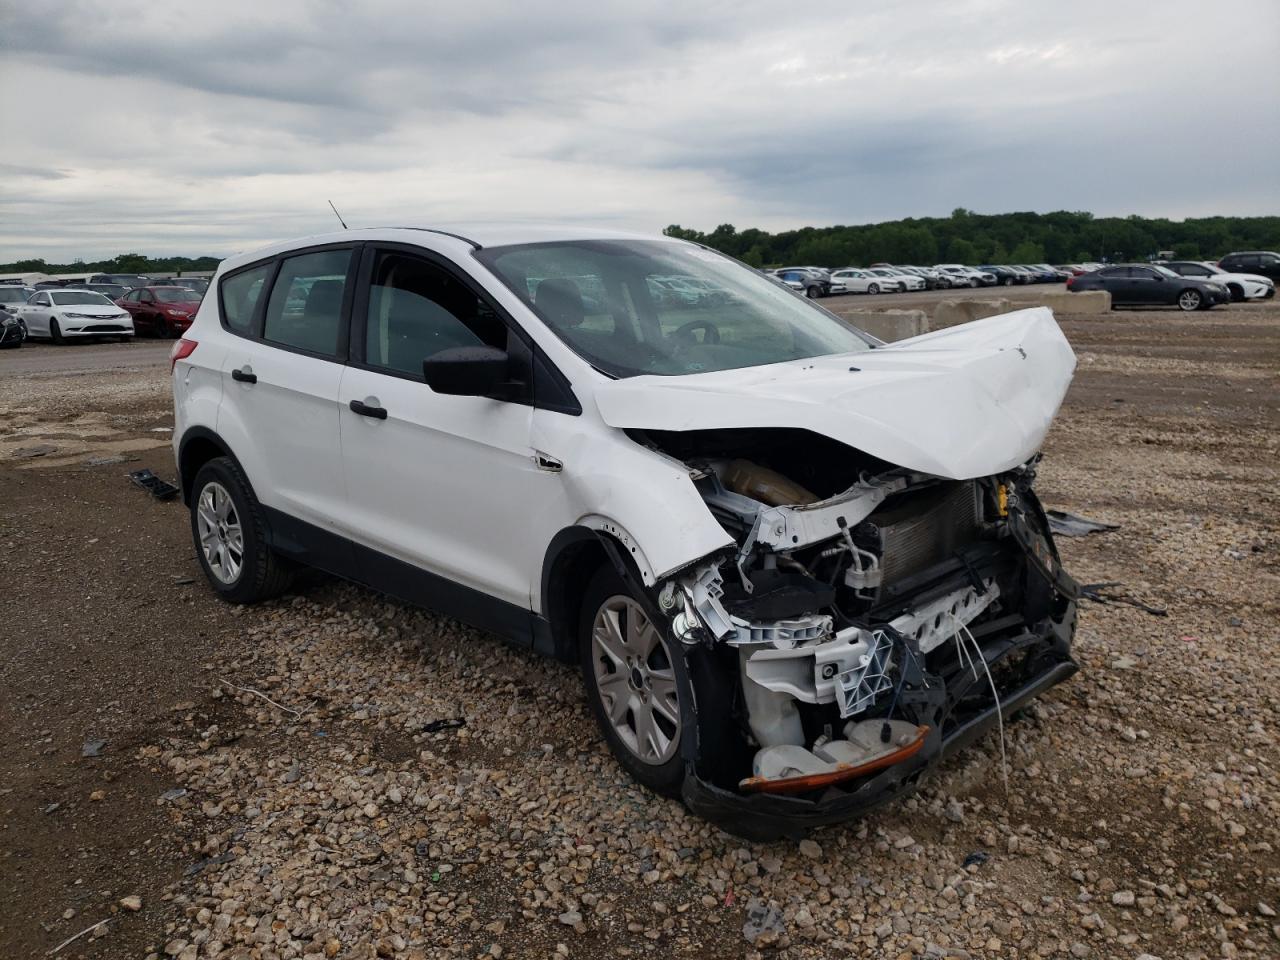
[670,319,721,347]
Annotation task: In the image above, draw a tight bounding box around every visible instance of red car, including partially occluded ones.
[115,286,204,337]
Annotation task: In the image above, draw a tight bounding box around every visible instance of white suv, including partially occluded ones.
[173,225,1080,838]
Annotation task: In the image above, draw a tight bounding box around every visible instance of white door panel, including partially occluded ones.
[216,342,347,528]
[337,368,538,607]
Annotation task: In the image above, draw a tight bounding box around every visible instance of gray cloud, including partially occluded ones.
[0,0,1277,261]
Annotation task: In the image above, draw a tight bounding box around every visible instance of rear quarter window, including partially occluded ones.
[220,263,272,335]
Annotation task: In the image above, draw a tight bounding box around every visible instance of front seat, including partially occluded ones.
[534,278,585,331]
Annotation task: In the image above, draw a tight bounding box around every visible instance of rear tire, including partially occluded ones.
[190,456,295,604]
[50,318,64,344]
[579,566,686,798]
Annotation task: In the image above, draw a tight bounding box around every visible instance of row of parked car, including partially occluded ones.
[0,275,209,347]
[769,251,1279,309]
[769,262,1083,297]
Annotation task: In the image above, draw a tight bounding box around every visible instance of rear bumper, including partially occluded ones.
[682,602,1078,841]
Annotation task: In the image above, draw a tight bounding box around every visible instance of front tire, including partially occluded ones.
[50,318,64,344]
[805,285,819,299]
[190,457,295,604]
[867,283,880,295]
[1177,289,1203,312]
[1227,284,1244,303]
[580,566,685,797]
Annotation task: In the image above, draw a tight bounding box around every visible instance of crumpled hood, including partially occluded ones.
[593,307,1076,481]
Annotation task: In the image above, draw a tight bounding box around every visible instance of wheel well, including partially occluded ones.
[543,534,612,662]
[178,432,232,505]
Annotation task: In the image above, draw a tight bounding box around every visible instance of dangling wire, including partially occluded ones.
[950,613,1009,795]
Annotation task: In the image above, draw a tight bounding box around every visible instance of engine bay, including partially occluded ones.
[633,427,1078,800]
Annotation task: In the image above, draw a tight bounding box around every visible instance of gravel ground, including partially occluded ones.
[1,305,1277,960]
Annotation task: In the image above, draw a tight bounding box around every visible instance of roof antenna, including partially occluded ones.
[328,200,348,230]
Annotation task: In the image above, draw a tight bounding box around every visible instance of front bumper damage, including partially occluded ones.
[681,603,1076,841]
[639,455,1080,841]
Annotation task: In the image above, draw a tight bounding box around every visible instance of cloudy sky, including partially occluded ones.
[1,0,1277,262]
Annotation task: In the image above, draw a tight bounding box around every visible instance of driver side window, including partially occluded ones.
[364,251,506,379]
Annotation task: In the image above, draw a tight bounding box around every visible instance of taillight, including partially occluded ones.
[1065,275,1074,289]
[169,338,197,372]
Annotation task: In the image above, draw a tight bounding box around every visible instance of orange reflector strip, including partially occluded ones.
[739,725,930,795]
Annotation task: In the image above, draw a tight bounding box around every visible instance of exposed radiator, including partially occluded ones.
[869,481,981,586]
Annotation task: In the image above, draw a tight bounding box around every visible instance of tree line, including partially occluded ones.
[1,252,222,275]
[663,210,1280,268]
[6,210,1278,274]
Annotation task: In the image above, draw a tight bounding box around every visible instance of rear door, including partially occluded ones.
[1252,253,1280,281]
[336,244,546,609]
[215,245,359,550]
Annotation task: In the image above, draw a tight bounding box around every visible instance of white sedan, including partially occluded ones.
[1163,261,1274,302]
[831,268,901,294]
[868,267,926,292]
[16,289,135,343]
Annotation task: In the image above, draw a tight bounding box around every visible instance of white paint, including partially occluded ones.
[594,307,1077,482]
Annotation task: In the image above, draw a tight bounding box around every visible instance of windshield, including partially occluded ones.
[51,291,114,306]
[154,288,202,302]
[476,240,870,378]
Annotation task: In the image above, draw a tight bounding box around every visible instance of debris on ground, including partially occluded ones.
[80,739,106,757]
[127,468,179,501]
[422,717,466,733]
[742,898,786,946]
[1079,582,1168,616]
[1046,509,1120,537]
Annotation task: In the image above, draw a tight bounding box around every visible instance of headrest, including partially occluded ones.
[304,278,344,318]
[534,278,585,329]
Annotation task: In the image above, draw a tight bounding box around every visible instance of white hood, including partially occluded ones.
[593,307,1076,481]
[60,304,126,315]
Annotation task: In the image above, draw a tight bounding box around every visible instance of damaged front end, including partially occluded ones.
[638,429,1078,840]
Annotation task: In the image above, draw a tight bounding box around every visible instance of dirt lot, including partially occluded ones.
[1,303,1277,960]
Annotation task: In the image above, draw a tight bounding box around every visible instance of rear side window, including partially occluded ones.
[220,263,271,334]
[365,251,506,378]
[262,249,353,358]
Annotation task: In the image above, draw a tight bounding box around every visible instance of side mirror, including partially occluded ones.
[423,345,509,397]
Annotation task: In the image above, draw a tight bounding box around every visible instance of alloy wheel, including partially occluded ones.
[1178,290,1201,311]
[590,595,681,765]
[196,481,244,584]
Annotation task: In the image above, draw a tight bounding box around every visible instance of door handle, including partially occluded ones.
[349,399,387,420]
[231,367,256,384]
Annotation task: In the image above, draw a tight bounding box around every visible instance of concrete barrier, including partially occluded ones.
[1034,290,1111,314]
[931,299,1012,330]
[834,309,929,342]
[931,290,1113,329]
